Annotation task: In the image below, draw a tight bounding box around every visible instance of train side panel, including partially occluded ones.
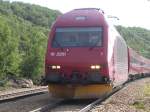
[107,26,128,86]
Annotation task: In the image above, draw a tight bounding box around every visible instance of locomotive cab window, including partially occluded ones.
[52,27,103,47]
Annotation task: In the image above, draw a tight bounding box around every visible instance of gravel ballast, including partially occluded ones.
[91,78,150,112]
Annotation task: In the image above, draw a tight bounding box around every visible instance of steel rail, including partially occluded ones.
[78,86,121,112]
[78,77,150,112]
[29,87,121,112]
[29,77,150,112]
[0,86,47,101]
[29,100,64,112]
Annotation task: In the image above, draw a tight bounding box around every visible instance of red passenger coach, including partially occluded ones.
[45,8,129,99]
[129,48,150,77]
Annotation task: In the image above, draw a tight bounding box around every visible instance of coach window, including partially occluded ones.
[131,57,141,64]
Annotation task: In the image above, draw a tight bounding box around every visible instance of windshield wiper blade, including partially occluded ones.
[53,38,64,51]
[89,43,97,50]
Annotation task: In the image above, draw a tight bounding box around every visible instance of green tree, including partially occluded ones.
[20,27,47,82]
[0,16,20,79]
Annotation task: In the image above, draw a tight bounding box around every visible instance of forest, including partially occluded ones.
[0,0,61,84]
[0,0,150,84]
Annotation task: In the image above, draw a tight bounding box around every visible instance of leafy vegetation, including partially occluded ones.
[132,101,145,110]
[0,0,61,84]
[144,84,150,96]
[131,83,150,111]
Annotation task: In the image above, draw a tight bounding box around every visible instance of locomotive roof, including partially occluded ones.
[53,8,107,27]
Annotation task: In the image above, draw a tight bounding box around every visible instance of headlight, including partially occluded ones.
[56,65,61,69]
[51,65,61,69]
[95,65,100,69]
[90,65,101,70]
[91,65,96,69]
[52,65,56,69]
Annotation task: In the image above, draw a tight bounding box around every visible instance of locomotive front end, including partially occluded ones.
[45,8,113,99]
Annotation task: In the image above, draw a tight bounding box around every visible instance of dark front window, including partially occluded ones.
[52,27,103,47]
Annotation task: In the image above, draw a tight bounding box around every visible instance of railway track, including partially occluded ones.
[78,85,123,112]
[0,77,149,112]
[0,86,48,102]
[29,86,122,112]
[30,77,147,112]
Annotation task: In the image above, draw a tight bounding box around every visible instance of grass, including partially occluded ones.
[131,83,150,111]
[132,101,145,110]
[144,84,150,96]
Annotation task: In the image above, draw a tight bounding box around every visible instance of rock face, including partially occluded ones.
[7,78,33,88]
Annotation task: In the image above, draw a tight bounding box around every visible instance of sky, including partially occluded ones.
[9,0,150,30]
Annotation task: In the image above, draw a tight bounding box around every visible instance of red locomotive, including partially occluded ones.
[44,8,150,99]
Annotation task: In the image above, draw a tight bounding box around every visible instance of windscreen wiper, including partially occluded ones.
[53,38,64,51]
[89,43,98,50]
